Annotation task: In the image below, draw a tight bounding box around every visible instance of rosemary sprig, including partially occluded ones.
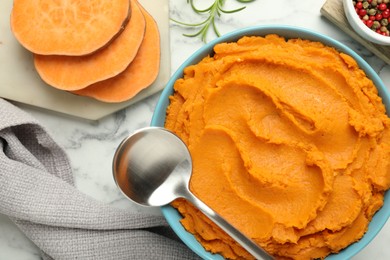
[171,0,255,42]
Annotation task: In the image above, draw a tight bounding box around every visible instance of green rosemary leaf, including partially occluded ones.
[172,0,255,42]
[212,17,221,37]
[170,17,209,27]
[189,0,213,13]
[201,24,211,42]
[219,6,247,14]
[183,29,205,38]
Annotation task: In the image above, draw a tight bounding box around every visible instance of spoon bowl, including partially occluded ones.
[113,127,191,207]
[112,127,273,260]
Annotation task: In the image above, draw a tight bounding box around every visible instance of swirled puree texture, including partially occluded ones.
[164,35,390,259]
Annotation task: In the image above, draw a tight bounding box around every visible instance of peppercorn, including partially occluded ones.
[367,19,374,27]
[379,3,387,10]
[368,8,377,15]
[372,20,379,28]
[359,8,368,16]
[353,0,390,36]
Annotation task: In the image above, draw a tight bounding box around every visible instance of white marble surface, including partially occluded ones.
[0,0,389,259]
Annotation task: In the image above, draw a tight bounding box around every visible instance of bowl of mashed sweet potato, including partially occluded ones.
[151,25,390,260]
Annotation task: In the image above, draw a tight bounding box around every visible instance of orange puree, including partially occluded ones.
[164,35,390,259]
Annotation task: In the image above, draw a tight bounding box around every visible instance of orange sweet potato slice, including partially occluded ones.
[33,0,145,91]
[72,2,160,103]
[10,0,131,55]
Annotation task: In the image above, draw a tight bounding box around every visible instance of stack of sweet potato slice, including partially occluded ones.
[10,0,160,103]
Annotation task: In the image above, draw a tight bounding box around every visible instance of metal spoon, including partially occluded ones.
[112,127,273,260]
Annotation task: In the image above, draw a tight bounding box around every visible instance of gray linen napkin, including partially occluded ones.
[0,99,199,260]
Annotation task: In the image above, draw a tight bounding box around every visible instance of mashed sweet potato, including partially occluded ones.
[164,35,390,259]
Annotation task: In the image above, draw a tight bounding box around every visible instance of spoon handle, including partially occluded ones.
[185,190,274,260]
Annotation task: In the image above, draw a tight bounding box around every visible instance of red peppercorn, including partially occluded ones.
[379,3,387,11]
[359,9,367,17]
[366,19,374,27]
[355,0,390,37]
[383,9,390,18]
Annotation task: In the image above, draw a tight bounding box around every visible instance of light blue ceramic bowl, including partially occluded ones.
[151,25,390,259]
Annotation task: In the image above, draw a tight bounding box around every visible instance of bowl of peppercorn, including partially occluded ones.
[343,0,390,45]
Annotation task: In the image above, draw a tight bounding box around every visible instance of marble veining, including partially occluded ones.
[0,0,389,259]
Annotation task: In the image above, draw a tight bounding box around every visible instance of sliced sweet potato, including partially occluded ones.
[72,2,160,103]
[33,0,145,91]
[10,0,131,55]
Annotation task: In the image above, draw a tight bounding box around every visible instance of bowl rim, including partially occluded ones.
[342,0,390,45]
[151,24,390,260]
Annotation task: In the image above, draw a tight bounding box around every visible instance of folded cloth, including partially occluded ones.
[0,99,199,260]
